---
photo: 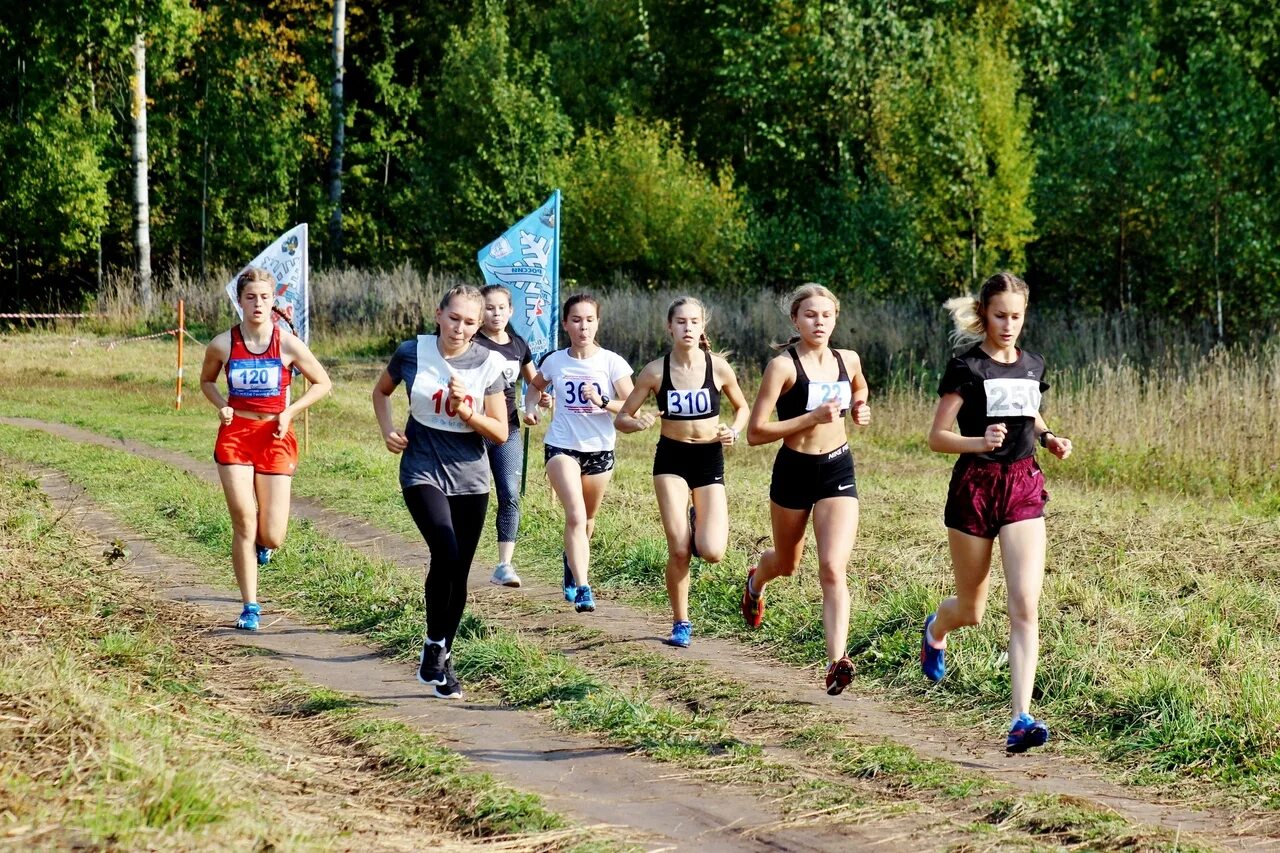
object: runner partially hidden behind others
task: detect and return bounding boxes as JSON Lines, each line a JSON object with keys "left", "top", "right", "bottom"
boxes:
{"left": 472, "top": 283, "right": 549, "bottom": 588}
{"left": 200, "top": 265, "right": 332, "bottom": 632}
{"left": 373, "top": 285, "right": 509, "bottom": 700}
{"left": 921, "top": 271, "right": 1073, "bottom": 753}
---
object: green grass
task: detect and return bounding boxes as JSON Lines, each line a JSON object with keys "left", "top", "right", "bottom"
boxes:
{"left": 2, "top": 334, "right": 1279, "bottom": 816}
{"left": 0, "top": 461, "right": 622, "bottom": 851}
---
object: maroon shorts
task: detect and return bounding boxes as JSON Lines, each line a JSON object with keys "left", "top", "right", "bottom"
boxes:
{"left": 944, "top": 455, "right": 1047, "bottom": 539}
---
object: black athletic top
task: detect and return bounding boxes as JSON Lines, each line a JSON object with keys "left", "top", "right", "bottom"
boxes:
{"left": 776, "top": 347, "right": 851, "bottom": 422}
{"left": 659, "top": 349, "right": 721, "bottom": 421}
{"left": 472, "top": 330, "right": 533, "bottom": 431}
{"left": 938, "top": 345, "right": 1049, "bottom": 464}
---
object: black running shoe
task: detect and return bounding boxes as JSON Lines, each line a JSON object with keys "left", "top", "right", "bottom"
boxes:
{"left": 433, "top": 658, "right": 463, "bottom": 700}
{"left": 417, "top": 640, "right": 447, "bottom": 687}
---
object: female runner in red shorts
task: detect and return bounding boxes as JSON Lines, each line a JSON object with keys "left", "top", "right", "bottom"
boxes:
{"left": 921, "top": 271, "right": 1073, "bottom": 752}
{"left": 200, "top": 266, "right": 331, "bottom": 631}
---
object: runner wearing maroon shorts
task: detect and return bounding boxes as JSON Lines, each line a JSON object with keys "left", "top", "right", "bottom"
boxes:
{"left": 201, "top": 266, "right": 332, "bottom": 632}
{"left": 920, "top": 272, "right": 1073, "bottom": 753}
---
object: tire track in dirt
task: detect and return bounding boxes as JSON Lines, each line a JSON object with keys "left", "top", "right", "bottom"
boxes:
{"left": 7, "top": 416, "right": 1278, "bottom": 850}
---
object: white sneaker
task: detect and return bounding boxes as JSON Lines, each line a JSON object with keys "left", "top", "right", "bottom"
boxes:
{"left": 490, "top": 562, "right": 522, "bottom": 587}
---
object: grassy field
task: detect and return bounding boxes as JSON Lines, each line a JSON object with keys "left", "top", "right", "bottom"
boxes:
{"left": 1, "top": 331, "right": 1278, "bottom": 818}
{"left": 0, "top": 460, "right": 611, "bottom": 850}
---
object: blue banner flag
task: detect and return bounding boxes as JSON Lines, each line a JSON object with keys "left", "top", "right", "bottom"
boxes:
{"left": 477, "top": 191, "right": 560, "bottom": 362}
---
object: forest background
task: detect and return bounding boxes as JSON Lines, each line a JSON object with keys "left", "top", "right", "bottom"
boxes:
{"left": 2, "top": 0, "right": 1278, "bottom": 345}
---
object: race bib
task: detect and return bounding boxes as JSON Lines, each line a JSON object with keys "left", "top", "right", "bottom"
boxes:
{"left": 228, "top": 358, "right": 283, "bottom": 398}
{"left": 806, "top": 380, "right": 851, "bottom": 412}
{"left": 983, "top": 378, "right": 1041, "bottom": 418}
{"left": 561, "top": 373, "right": 605, "bottom": 414}
{"left": 665, "top": 388, "right": 714, "bottom": 417}
{"left": 501, "top": 358, "right": 520, "bottom": 386}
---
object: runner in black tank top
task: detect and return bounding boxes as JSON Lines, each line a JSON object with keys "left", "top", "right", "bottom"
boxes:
{"left": 739, "top": 284, "right": 871, "bottom": 697}
{"left": 922, "top": 272, "right": 1074, "bottom": 753}
{"left": 617, "top": 297, "right": 749, "bottom": 648}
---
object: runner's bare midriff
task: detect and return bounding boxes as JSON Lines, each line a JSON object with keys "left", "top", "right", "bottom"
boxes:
{"left": 233, "top": 409, "right": 280, "bottom": 421}
{"left": 660, "top": 416, "right": 721, "bottom": 444}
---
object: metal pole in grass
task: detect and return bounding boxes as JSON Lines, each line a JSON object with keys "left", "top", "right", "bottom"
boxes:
{"left": 174, "top": 299, "right": 184, "bottom": 409}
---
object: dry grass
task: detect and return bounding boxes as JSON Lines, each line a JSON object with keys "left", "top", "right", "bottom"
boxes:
{"left": 0, "top": 462, "right": 598, "bottom": 851}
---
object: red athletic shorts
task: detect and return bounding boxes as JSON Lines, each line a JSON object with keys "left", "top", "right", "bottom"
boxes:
{"left": 214, "top": 415, "right": 298, "bottom": 476}
{"left": 944, "top": 455, "right": 1047, "bottom": 539}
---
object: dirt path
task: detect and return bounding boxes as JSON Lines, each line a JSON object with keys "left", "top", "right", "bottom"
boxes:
{"left": 32, "top": 465, "right": 945, "bottom": 852}
{"left": 8, "top": 416, "right": 1279, "bottom": 850}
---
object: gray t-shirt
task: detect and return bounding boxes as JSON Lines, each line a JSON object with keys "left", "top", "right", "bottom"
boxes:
{"left": 386, "top": 337, "right": 506, "bottom": 494}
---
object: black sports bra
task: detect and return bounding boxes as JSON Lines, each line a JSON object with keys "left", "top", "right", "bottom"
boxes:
{"left": 775, "top": 347, "right": 851, "bottom": 421}
{"left": 658, "top": 349, "right": 721, "bottom": 421}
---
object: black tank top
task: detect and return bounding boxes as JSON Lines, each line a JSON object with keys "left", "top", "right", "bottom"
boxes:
{"left": 658, "top": 349, "right": 720, "bottom": 421}
{"left": 775, "top": 347, "right": 851, "bottom": 421}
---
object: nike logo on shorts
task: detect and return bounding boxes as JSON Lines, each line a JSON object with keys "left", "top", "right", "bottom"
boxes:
{"left": 714, "top": 476, "right": 723, "bottom": 481}
{"left": 838, "top": 483, "right": 854, "bottom": 490}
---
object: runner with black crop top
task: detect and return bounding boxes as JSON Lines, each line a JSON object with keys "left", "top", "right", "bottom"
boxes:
{"left": 740, "top": 284, "right": 871, "bottom": 696}
{"left": 372, "top": 285, "right": 509, "bottom": 700}
{"left": 922, "top": 272, "right": 1074, "bottom": 753}
{"left": 200, "top": 266, "right": 331, "bottom": 632}
{"left": 616, "top": 297, "right": 749, "bottom": 648}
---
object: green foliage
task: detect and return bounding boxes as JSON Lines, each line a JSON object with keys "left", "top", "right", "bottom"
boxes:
{"left": 3, "top": 0, "right": 1280, "bottom": 337}
{"left": 871, "top": 16, "right": 1036, "bottom": 289}
{"left": 418, "top": 0, "right": 573, "bottom": 266}
{"left": 553, "top": 116, "right": 747, "bottom": 285}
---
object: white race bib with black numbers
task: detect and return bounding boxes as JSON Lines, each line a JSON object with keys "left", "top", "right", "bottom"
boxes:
{"left": 805, "top": 380, "right": 851, "bottom": 412}
{"left": 983, "top": 378, "right": 1041, "bottom": 418}
{"left": 665, "top": 388, "right": 714, "bottom": 417}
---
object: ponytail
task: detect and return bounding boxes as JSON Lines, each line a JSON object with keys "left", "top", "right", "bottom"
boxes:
{"left": 944, "top": 271, "right": 1030, "bottom": 348}
{"left": 771, "top": 334, "right": 802, "bottom": 352}
{"left": 944, "top": 296, "right": 984, "bottom": 347}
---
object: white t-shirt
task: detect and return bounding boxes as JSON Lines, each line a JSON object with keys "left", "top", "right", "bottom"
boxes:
{"left": 408, "top": 335, "right": 508, "bottom": 434}
{"left": 539, "top": 347, "right": 632, "bottom": 452}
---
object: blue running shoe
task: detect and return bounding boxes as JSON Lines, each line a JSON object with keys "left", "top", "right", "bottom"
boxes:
{"left": 1006, "top": 713, "right": 1050, "bottom": 753}
{"left": 562, "top": 551, "right": 577, "bottom": 602}
{"left": 256, "top": 544, "right": 273, "bottom": 566}
{"left": 665, "top": 620, "right": 692, "bottom": 648}
{"left": 235, "top": 602, "right": 261, "bottom": 631}
{"left": 574, "top": 584, "right": 596, "bottom": 613}
{"left": 921, "top": 613, "right": 946, "bottom": 682}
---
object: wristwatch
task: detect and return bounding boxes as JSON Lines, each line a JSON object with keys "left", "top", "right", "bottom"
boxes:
{"left": 598, "top": 395, "right": 611, "bottom": 408}
{"left": 1039, "top": 430, "right": 1055, "bottom": 448}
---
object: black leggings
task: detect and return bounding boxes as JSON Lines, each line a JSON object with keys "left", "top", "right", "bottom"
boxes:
{"left": 403, "top": 485, "right": 489, "bottom": 648}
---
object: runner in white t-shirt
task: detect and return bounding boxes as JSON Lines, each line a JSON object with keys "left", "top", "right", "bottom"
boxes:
{"left": 523, "top": 294, "right": 634, "bottom": 613}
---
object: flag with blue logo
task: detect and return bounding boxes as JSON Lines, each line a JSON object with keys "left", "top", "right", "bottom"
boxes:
{"left": 224, "top": 223, "right": 310, "bottom": 344}
{"left": 476, "top": 191, "right": 560, "bottom": 362}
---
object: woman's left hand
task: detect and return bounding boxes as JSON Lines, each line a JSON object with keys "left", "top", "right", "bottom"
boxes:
{"left": 1047, "top": 435, "right": 1073, "bottom": 460}
{"left": 716, "top": 423, "right": 738, "bottom": 446}
{"left": 851, "top": 399, "right": 871, "bottom": 426}
{"left": 274, "top": 409, "right": 294, "bottom": 439}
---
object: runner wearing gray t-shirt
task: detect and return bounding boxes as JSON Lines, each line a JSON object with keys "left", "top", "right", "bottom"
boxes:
{"left": 372, "top": 286, "right": 508, "bottom": 701}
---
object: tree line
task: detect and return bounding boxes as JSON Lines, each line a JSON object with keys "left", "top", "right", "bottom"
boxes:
{"left": 2, "top": 1, "right": 1277, "bottom": 334}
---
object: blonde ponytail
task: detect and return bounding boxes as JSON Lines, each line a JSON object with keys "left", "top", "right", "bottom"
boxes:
{"left": 944, "top": 295, "right": 985, "bottom": 347}
{"left": 945, "top": 271, "right": 1031, "bottom": 348}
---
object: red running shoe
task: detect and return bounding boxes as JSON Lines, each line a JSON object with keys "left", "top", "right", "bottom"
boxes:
{"left": 825, "top": 656, "right": 855, "bottom": 696}
{"left": 740, "top": 567, "right": 764, "bottom": 629}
